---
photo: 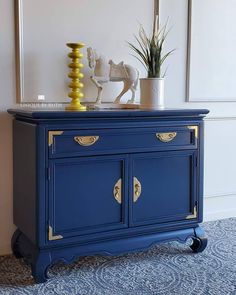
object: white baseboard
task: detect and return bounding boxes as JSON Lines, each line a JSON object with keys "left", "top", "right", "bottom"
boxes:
{"left": 203, "top": 192, "right": 236, "bottom": 222}
{"left": 204, "top": 209, "right": 236, "bottom": 222}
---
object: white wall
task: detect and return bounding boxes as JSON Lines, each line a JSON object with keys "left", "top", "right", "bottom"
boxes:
{"left": 0, "top": 0, "right": 15, "bottom": 255}
{"left": 21, "top": 0, "right": 154, "bottom": 103}
{"left": 0, "top": 0, "right": 236, "bottom": 255}
{"left": 160, "top": 0, "right": 236, "bottom": 221}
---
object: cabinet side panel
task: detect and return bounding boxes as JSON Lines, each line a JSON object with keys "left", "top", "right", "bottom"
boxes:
{"left": 198, "top": 121, "right": 204, "bottom": 223}
{"left": 13, "top": 120, "right": 37, "bottom": 243}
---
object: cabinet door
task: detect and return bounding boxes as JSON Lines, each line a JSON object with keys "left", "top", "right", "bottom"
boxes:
{"left": 130, "top": 151, "right": 197, "bottom": 226}
{"left": 48, "top": 155, "right": 128, "bottom": 241}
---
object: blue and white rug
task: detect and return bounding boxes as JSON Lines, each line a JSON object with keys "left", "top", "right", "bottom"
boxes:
{"left": 1, "top": 218, "right": 236, "bottom": 295}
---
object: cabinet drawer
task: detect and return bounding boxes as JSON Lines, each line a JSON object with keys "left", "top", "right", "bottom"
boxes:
{"left": 48, "top": 126, "right": 198, "bottom": 158}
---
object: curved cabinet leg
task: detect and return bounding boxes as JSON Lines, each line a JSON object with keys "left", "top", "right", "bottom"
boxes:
{"left": 11, "top": 229, "right": 23, "bottom": 259}
{"left": 190, "top": 236, "right": 208, "bottom": 253}
{"left": 190, "top": 226, "right": 208, "bottom": 253}
{"left": 31, "top": 252, "right": 51, "bottom": 284}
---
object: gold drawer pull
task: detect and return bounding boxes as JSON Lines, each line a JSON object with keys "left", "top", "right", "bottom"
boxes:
{"left": 113, "top": 179, "right": 122, "bottom": 204}
{"left": 74, "top": 136, "right": 99, "bottom": 146}
{"left": 156, "top": 132, "right": 177, "bottom": 143}
{"left": 133, "top": 177, "right": 142, "bottom": 202}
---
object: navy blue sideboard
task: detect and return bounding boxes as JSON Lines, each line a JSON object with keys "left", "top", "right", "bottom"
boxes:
{"left": 8, "top": 108, "right": 209, "bottom": 283}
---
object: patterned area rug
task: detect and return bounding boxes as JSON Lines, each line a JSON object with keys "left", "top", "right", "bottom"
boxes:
{"left": 1, "top": 218, "right": 236, "bottom": 295}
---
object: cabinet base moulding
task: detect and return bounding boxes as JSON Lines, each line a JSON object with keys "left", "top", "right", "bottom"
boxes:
{"left": 12, "top": 226, "right": 207, "bottom": 283}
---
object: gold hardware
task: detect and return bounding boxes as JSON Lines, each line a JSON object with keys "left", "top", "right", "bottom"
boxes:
{"left": 186, "top": 206, "right": 197, "bottom": 219}
{"left": 74, "top": 136, "right": 99, "bottom": 146}
{"left": 113, "top": 179, "right": 122, "bottom": 204}
{"left": 48, "top": 226, "right": 63, "bottom": 241}
{"left": 133, "top": 177, "right": 142, "bottom": 202}
{"left": 48, "top": 131, "right": 64, "bottom": 147}
{"left": 188, "top": 126, "right": 199, "bottom": 139}
{"left": 156, "top": 132, "right": 177, "bottom": 143}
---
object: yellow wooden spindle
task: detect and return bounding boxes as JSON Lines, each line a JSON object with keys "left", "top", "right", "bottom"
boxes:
{"left": 66, "top": 43, "right": 86, "bottom": 111}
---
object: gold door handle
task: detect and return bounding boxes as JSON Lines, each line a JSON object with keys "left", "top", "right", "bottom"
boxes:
{"left": 74, "top": 136, "right": 99, "bottom": 146}
{"left": 113, "top": 179, "right": 122, "bottom": 204}
{"left": 156, "top": 132, "right": 177, "bottom": 143}
{"left": 133, "top": 177, "right": 142, "bottom": 202}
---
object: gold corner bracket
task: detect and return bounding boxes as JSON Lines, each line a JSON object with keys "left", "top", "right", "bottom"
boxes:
{"left": 48, "top": 226, "right": 63, "bottom": 241}
{"left": 187, "top": 126, "right": 199, "bottom": 139}
{"left": 186, "top": 206, "right": 197, "bottom": 220}
{"left": 113, "top": 179, "right": 122, "bottom": 204}
{"left": 48, "top": 131, "right": 64, "bottom": 147}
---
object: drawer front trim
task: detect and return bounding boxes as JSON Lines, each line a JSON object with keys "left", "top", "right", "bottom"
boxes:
{"left": 48, "top": 126, "right": 198, "bottom": 158}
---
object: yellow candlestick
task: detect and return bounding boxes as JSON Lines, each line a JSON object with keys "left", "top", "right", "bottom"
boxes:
{"left": 66, "top": 43, "right": 86, "bottom": 111}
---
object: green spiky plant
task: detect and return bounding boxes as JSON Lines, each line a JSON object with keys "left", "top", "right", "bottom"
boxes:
{"left": 128, "top": 17, "right": 175, "bottom": 78}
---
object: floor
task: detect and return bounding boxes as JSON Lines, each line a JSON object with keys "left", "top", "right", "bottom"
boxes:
{"left": 0, "top": 218, "right": 236, "bottom": 295}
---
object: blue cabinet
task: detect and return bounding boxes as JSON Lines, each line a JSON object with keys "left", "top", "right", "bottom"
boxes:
{"left": 49, "top": 155, "right": 128, "bottom": 238}
{"left": 8, "top": 108, "right": 209, "bottom": 283}
{"left": 131, "top": 151, "right": 197, "bottom": 226}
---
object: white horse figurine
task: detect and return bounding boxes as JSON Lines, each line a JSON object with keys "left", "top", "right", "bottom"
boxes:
{"left": 87, "top": 47, "right": 139, "bottom": 104}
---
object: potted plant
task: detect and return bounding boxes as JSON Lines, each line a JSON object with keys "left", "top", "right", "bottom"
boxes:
{"left": 128, "top": 16, "right": 174, "bottom": 109}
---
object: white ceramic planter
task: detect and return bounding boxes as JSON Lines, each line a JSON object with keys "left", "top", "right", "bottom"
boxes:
{"left": 140, "top": 78, "right": 165, "bottom": 109}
